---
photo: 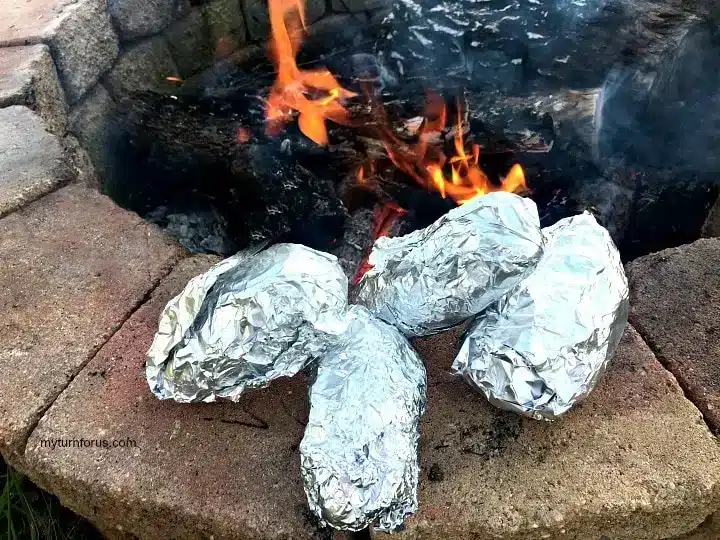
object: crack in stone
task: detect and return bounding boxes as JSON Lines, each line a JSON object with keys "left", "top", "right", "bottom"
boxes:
{"left": 631, "top": 320, "right": 718, "bottom": 436}
{"left": 17, "top": 256, "right": 185, "bottom": 463}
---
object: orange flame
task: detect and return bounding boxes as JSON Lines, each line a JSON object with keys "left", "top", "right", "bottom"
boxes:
{"left": 364, "top": 93, "right": 526, "bottom": 205}
{"left": 265, "top": 0, "right": 356, "bottom": 145}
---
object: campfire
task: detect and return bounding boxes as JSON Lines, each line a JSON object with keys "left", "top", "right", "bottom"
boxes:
{"left": 141, "top": 0, "right": 636, "bottom": 533}
{"left": 262, "top": 0, "right": 527, "bottom": 204}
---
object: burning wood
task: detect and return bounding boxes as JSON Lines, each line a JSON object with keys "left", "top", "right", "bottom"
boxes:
{"left": 263, "top": 0, "right": 528, "bottom": 207}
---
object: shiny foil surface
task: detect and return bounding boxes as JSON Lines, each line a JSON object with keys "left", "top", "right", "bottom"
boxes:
{"left": 300, "top": 306, "right": 427, "bottom": 532}
{"left": 146, "top": 243, "right": 349, "bottom": 402}
{"left": 355, "top": 192, "right": 544, "bottom": 337}
{"left": 453, "top": 213, "right": 629, "bottom": 420}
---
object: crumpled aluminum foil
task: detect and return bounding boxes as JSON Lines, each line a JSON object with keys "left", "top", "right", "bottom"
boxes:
{"left": 146, "top": 243, "right": 349, "bottom": 402}
{"left": 453, "top": 212, "right": 629, "bottom": 420}
{"left": 300, "top": 306, "right": 427, "bottom": 532}
{"left": 354, "top": 192, "right": 544, "bottom": 337}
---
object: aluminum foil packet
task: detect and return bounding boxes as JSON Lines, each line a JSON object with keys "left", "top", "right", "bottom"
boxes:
{"left": 453, "top": 212, "right": 629, "bottom": 420}
{"left": 300, "top": 306, "right": 427, "bottom": 532}
{"left": 354, "top": 192, "right": 544, "bottom": 337}
{"left": 146, "top": 243, "right": 349, "bottom": 402}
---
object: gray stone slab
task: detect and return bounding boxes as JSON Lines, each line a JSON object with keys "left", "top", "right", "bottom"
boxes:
{"left": 68, "top": 84, "right": 116, "bottom": 184}
{"left": 627, "top": 238, "right": 720, "bottom": 433}
{"left": 24, "top": 294, "right": 720, "bottom": 540}
{"left": 109, "top": 0, "right": 181, "bottom": 41}
{"left": 104, "top": 36, "right": 180, "bottom": 100}
{"left": 0, "top": 0, "right": 120, "bottom": 104}
{"left": 204, "top": 0, "right": 247, "bottom": 52}
{"left": 0, "top": 106, "right": 70, "bottom": 219}
{"left": 0, "top": 184, "right": 184, "bottom": 466}
{"left": 165, "top": 8, "right": 214, "bottom": 78}
{"left": 0, "top": 45, "right": 67, "bottom": 135}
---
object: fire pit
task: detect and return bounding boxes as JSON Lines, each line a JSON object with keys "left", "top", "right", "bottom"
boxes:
{"left": 69, "top": 0, "right": 718, "bottom": 274}
{"left": 1, "top": 0, "right": 719, "bottom": 538}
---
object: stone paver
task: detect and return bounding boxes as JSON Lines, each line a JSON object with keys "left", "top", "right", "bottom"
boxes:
{"left": 0, "top": 44, "right": 67, "bottom": 134}
{"left": 0, "top": 184, "right": 184, "bottom": 466}
{"left": 0, "top": 106, "right": 70, "bottom": 218}
{"left": 0, "top": 0, "right": 119, "bottom": 104}
{"left": 627, "top": 238, "right": 720, "bottom": 433}
{"left": 702, "top": 195, "right": 720, "bottom": 238}
{"left": 25, "top": 256, "right": 349, "bottom": 540}
{"left": 24, "top": 267, "right": 720, "bottom": 540}
{"left": 396, "top": 326, "right": 720, "bottom": 540}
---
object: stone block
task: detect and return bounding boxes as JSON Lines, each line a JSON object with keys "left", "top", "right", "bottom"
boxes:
{"left": 23, "top": 301, "right": 720, "bottom": 540}
{"left": 702, "top": 195, "right": 720, "bottom": 238}
{"left": 0, "top": 45, "right": 67, "bottom": 135}
{"left": 0, "top": 106, "right": 70, "bottom": 219}
{"left": 0, "top": 184, "right": 184, "bottom": 465}
{"left": 204, "top": 0, "right": 247, "bottom": 52}
{"left": 0, "top": 0, "right": 120, "bottom": 104}
{"left": 165, "top": 8, "right": 214, "bottom": 78}
{"left": 241, "top": 0, "right": 270, "bottom": 41}
{"left": 104, "top": 36, "right": 180, "bottom": 100}
{"left": 627, "top": 238, "right": 720, "bottom": 433}
{"left": 109, "top": 0, "right": 184, "bottom": 41}
{"left": 68, "top": 84, "right": 117, "bottom": 183}
{"left": 50, "top": 0, "right": 119, "bottom": 104}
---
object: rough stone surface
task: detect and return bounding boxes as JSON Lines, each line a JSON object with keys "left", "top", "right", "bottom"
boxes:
{"left": 108, "top": 0, "right": 182, "bottom": 41}
{"left": 50, "top": 0, "right": 119, "bottom": 103}
{"left": 395, "top": 326, "right": 720, "bottom": 540}
{"left": 0, "top": 184, "right": 184, "bottom": 465}
{"left": 0, "top": 44, "right": 67, "bottom": 135}
{"left": 68, "top": 84, "right": 116, "bottom": 183}
{"left": 24, "top": 296, "right": 720, "bottom": 540}
{"left": 104, "top": 36, "right": 180, "bottom": 100}
{"left": 24, "top": 256, "right": 343, "bottom": 540}
{"left": 675, "top": 512, "right": 720, "bottom": 540}
{"left": 241, "top": 0, "right": 269, "bottom": 41}
{"left": 303, "top": 0, "right": 327, "bottom": 25}
{"left": 331, "top": 0, "right": 388, "bottom": 13}
{"left": 702, "top": 195, "right": 720, "bottom": 238}
{"left": 0, "top": 106, "right": 70, "bottom": 219}
{"left": 627, "top": 238, "right": 720, "bottom": 434}
{"left": 165, "top": 8, "right": 214, "bottom": 78}
{"left": 0, "top": 0, "right": 120, "bottom": 104}
{"left": 204, "top": 0, "right": 247, "bottom": 52}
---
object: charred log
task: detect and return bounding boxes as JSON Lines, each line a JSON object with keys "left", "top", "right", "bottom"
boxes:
{"left": 104, "top": 91, "right": 349, "bottom": 254}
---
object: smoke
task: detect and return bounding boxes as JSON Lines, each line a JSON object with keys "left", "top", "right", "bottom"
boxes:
{"left": 596, "top": 19, "right": 720, "bottom": 174}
